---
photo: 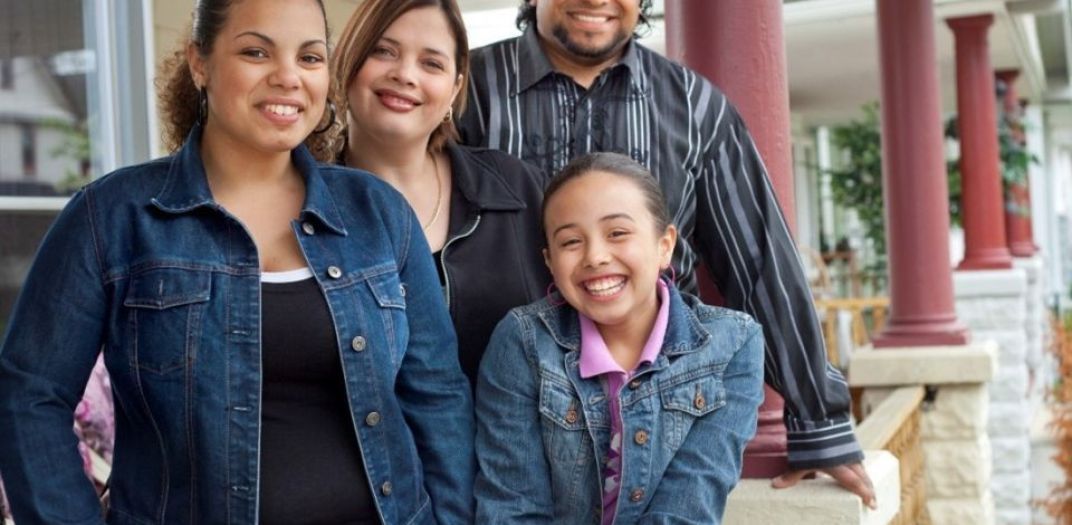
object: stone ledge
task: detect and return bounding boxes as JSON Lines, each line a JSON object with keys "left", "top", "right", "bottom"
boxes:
{"left": 724, "top": 451, "right": 899, "bottom": 525}
{"left": 848, "top": 342, "right": 997, "bottom": 387}
{"left": 953, "top": 268, "right": 1027, "bottom": 298}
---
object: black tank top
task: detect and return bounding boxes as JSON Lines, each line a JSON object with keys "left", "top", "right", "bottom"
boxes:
{"left": 258, "top": 271, "right": 378, "bottom": 525}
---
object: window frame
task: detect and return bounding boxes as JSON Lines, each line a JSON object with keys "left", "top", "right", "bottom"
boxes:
{"left": 0, "top": 0, "right": 156, "bottom": 212}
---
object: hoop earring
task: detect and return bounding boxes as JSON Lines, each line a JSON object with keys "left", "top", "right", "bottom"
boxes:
{"left": 545, "top": 282, "right": 566, "bottom": 306}
{"left": 197, "top": 88, "right": 208, "bottom": 127}
{"left": 442, "top": 105, "right": 453, "bottom": 123}
{"left": 313, "top": 101, "right": 336, "bottom": 135}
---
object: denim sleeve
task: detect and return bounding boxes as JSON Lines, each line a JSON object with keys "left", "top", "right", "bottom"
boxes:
{"left": 474, "top": 312, "right": 555, "bottom": 523}
{"left": 694, "top": 105, "right": 863, "bottom": 470}
{"left": 0, "top": 189, "right": 109, "bottom": 525}
{"left": 638, "top": 323, "right": 765, "bottom": 524}
{"left": 392, "top": 206, "right": 476, "bottom": 525}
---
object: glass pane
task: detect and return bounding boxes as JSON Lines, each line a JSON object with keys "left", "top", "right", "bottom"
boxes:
{"left": 0, "top": 0, "right": 96, "bottom": 198}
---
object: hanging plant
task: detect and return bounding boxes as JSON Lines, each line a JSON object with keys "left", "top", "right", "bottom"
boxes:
{"left": 824, "top": 103, "right": 887, "bottom": 281}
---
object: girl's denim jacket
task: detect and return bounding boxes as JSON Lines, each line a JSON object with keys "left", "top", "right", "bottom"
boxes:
{"left": 0, "top": 127, "right": 475, "bottom": 525}
{"left": 475, "top": 287, "right": 764, "bottom": 524}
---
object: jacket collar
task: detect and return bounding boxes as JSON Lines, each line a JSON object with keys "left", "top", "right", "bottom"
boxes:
{"left": 445, "top": 142, "right": 527, "bottom": 211}
{"left": 536, "top": 284, "right": 710, "bottom": 357}
{"left": 515, "top": 26, "right": 644, "bottom": 95}
{"left": 151, "top": 124, "right": 348, "bottom": 236}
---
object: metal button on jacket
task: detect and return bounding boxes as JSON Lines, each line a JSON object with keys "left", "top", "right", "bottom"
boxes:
{"left": 365, "top": 412, "right": 381, "bottom": 427}
{"left": 351, "top": 336, "right": 366, "bottom": 352}
{"left": 628, "top": 378, "right": 643, "bottom": 390}
{"left": 327, "top": 266, "right": 342, "bottom": 279}
{"left": 381, "top": 481, "right": 393, "bottom": 496}
{"left": 564, "top": 409, "right": 578, "bottom": 424}
{"left": 301, "top": 222, "right": 315, "bottom": 235}
{"left": 629, "top": 488, "right": 645, "bottom": 502}
{"left": 694, "top": 392, "right": 706, "bottom": 410}
{"left": 634, "top": 430, "right": 649, "bottom": 445}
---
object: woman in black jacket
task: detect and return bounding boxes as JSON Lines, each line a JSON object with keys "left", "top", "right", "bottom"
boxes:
{"left": 332, "top": 0, "right": 550, "bottom": 385}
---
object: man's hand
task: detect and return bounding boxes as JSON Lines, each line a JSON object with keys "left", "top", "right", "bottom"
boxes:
{"left": 771, "top": 462, "right": 877, "bottom": 509}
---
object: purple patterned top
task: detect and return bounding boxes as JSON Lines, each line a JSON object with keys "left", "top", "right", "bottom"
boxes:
{"left": 578, "top": 280, "right": 670, "bottom": 525}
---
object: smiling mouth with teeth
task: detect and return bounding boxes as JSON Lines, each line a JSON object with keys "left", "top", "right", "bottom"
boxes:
{"left": 573, "top": 14, "right": 611, "bottom": 23}
{"left": 264, "top": 104, "right": 299, "bottom": 116}
{"left": 584, "top": 276, "right": 627, "bottom": 297}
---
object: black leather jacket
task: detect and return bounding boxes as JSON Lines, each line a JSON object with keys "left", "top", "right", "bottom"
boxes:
{"left": 439, "top": 142, "right": 551, "bottom": 386}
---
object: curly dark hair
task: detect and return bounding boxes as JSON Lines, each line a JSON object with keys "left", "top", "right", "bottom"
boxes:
{"left": 156, "top": 0, "right": 340, "bottom": 161}
{"left": 515, "top": 0, "right": 654, "bottom": 37}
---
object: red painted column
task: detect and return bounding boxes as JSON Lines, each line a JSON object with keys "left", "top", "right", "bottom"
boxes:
{"left": 872, "top": 0, "right": 969, "bottom": 347}
{"left": 665, "top": 0, "right": 790, "bottom": 478}
{"left": 996, "top": 69, "right": 1039, "bottom": 256}
{"left": 948, "top": 15, "right": 1014, "bottom": 270}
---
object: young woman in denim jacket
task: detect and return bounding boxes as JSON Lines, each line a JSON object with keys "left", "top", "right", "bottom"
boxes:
{"left": 475, "top": 152, "right": 766, "bottom": 524}
{"left": 0, "top": 1, "right": 473, "bottom": 523}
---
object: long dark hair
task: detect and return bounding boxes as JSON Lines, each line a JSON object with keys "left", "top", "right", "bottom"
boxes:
{"left": 156, "top": 0, "right": 339, "bottom": 161}
{"left": 332, "top": 0, "right": 469, "bottom": 154}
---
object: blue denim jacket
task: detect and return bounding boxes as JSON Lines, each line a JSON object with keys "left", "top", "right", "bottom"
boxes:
{"left": 0, "top": 127, "right": 475, "bottom": 525}
{"left": 475, "top": 287, "right": 764, "bottom": 524}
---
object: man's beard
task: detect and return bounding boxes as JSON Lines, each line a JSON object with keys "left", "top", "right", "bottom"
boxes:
{"left": 550, "top": 23, "right": 629, "bottom": 62}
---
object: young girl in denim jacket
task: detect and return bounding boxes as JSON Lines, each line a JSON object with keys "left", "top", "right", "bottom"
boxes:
{"left": 475, "top": 152, "right": 766, "bottom": 524}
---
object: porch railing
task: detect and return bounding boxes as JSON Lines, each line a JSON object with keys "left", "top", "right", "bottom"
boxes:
{"left": 815, "top": 296, "right": 890, "bottom": 366}
{"left": 856, "top": 385, "right": 928, "bottom": 525}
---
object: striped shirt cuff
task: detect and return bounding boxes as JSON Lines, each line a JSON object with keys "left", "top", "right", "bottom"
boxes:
{"left": 785, "top": 416, "right": 865, "bottom": 470}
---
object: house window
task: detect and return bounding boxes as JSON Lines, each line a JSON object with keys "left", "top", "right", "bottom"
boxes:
{"left": 20, "top": 124, "right": 36, "bottom": 177}
{"left": 0, "top": 60, "right": 12, "bottom": 90}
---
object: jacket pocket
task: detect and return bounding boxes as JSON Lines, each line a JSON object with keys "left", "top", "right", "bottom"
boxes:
{"left": 123, "top": 267, "right": 211, "bottom": 375}
{"left": 538, "top": 377, "right": 590, "bottom": 462}
{"left": 364, "top": 269, "right": 409, "bottom": 369}
{"left": 659, "top": 366, "right": 727, "bottom": 450}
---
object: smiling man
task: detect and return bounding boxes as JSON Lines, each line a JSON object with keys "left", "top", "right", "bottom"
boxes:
{"left": 458, "top": 0, "right": 876, "bottom": 507}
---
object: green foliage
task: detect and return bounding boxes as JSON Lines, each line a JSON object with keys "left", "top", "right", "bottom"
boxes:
{"left": 40, "top": 118, "right": 91, "bottom": 193}
{"left": 824, "top": 103, "right": 887, "bottom": 277}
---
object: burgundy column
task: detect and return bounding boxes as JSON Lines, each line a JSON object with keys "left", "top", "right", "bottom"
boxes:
{"left": 948, "top": 15, "right": 1014, "bottom": 270}
{"left": 872, "top": 0, "right": 969, "bottom": 347}
{"left": 665, "top": 0, "right": 790, "bottom": 477}
{"left": 996, "top": 69, "right": 1038, "bottom": 256}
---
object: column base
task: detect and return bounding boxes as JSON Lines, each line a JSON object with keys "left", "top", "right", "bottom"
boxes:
{"left": 872, "top": 319, "right": 970, "bottom": 348}
{"left": 957, "top": 250, "right": 1014, "bottom": 270}
{"left": 1009, "top": 241, "right": 1038, "bottom": 257}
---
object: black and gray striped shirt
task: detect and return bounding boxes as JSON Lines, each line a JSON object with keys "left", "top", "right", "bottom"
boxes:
{"left": 458, "top": 28, "right": 862, "bottom": 470}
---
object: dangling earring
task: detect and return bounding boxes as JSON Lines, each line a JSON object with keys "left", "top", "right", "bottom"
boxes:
{"left": 442, "top": 105, "right": 453, "bottom": 123}
{"left": 197, "top": 88, "right": 208, "bottom": 127}
{"left": 545, "top": 282, "right": 566, "bottom": 306}
{"left": 314, "top": 101, "right": 337, "bottom": 134}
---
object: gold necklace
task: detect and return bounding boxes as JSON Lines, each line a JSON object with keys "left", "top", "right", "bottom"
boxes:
{"left": 422, "top": 153, "right": 444, "bottom": 232}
